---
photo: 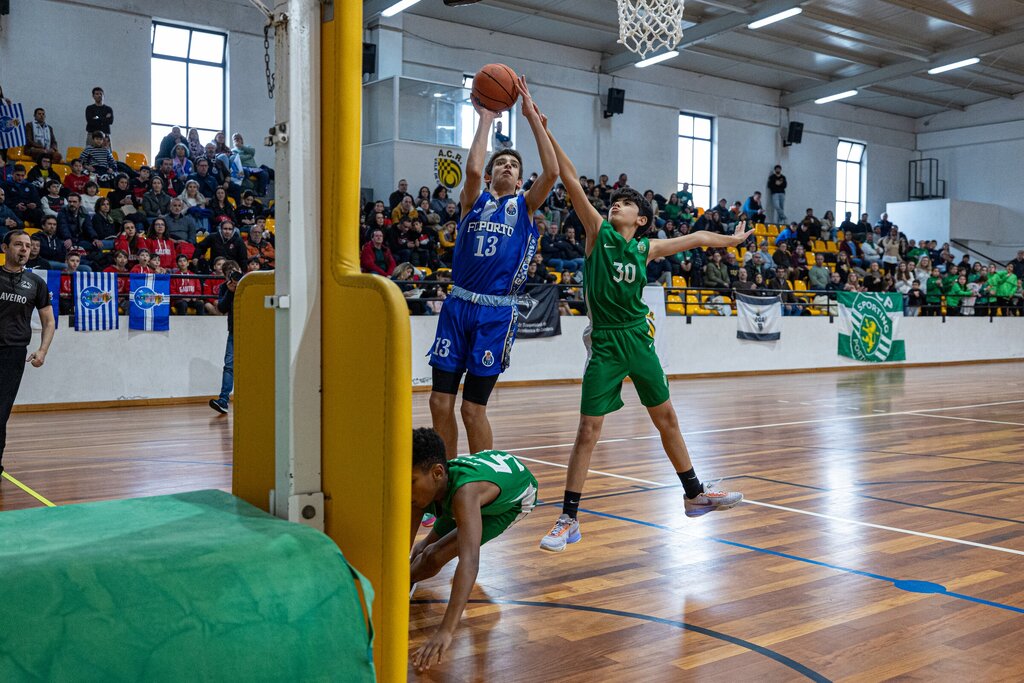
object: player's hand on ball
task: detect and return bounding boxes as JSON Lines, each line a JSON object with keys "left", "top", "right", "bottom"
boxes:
{"left": 413, "top": 629, "right": 453, "bottom": 672}
{"left": 471, "top": 98, "right": 499, "bottom": 120}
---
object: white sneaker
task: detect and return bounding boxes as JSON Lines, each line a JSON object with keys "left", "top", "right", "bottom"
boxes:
{"left": 539, "top": 514, "right": 581, "bottom": 552}
{"left": 684, "top": 479, "right": 743, "bottom": 518}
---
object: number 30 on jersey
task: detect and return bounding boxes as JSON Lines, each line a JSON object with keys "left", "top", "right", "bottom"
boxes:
{"left": 613, "top": 262, "right": 637, "bottom": 283}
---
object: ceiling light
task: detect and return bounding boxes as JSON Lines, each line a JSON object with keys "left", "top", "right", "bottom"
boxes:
{"left": 927, "top": 57, "right": 980, "bottom": 75}
{"left": 815, "top": 90, "right": 858, "bottom": 104}
{"left": 748, "top": 7, "right": 802, "bottom": 30}
{"left": 382, "top": 0, "right": 423, "bottom": 18}
{"left": 635, "top": 50, "right": 679, "bottom": 68}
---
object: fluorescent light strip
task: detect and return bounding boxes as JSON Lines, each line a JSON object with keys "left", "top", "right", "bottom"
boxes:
{"left": 748, "top": 7, "right": 802, "bottom": 29}
{"left": 815, "top": 89, "right": 858, "bottom": 105}
{"left": 635, "top": 50, "right": 679, "bottom": 68}
{"left": 927, "top": 57, "right": 980, "bottom": 75}
{"left": 382, "top": 0, "right": 423, "bottom": 18}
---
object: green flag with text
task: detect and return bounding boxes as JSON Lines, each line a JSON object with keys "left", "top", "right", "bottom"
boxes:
{"left": 837, "top": 292, "right": 906, "bottom": 362}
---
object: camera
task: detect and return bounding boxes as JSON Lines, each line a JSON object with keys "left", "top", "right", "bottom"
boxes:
{"left": 229, "top": 270, "right": 243, "bottom": 283}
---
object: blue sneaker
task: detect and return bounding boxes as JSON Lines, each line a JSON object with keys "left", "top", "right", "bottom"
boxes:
{"left": 539, "top": 514, "right": 581, "bottom": 552}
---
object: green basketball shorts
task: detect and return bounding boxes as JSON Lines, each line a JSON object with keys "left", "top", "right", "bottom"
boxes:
{"left": 431, "top": 505, "right": 531, "bottom": 545}
{"left": 580, "top": 320, "right": 670, "bottom": 416}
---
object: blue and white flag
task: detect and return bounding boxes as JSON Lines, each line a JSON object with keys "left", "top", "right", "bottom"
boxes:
{"left": 736, "top": 292, "right": 782, "bottom": 341}
{"left": 0, "top": 102, "right": 27, "bottom": 150}
{"left": 31, "top": 268, "right": 61, "bottom": 330}
{"left": 74, "top": 271, "right": 119, "bottom": 331}
{"left": 129, "top": 273, "right": 170, "bottom": 331}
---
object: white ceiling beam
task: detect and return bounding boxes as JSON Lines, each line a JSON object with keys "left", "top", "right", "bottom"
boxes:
{"left": 862, "top": 85, "right": 966, "bottom": 111}
{"left": 687, "top": 44, "right": 830, "bottom": 81}
{"left": 780, "top": 29, "right": 1024, "bottom": 107}
{"left": 736, "top": 28, "right": 886, "bottom": 67}
{"left": 876, "top": 0, "right": 995, "bottom": 35}
{"left": 792, "top": 21, "right": 931, "bottom": 62}
{"left": 800, "top": 7, "right": 935, "bottom": 52}
{"left": 914, "top": 73, "right": 1015, "bottom": 99}
{"left": 600, "top": 0, "right": 806, "bottom": 73}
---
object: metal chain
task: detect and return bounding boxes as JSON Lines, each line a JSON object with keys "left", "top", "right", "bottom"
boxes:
{"left": 264, "top": 20, "right": 275, "bottom": 99}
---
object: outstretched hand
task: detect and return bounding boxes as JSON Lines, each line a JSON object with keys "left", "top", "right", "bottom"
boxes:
{"left": 732, "top": 220, "right": 754, "bottom": 245}
{"left": 412, "top": 629, "right": 454, "bottom": 673}
{"left": 471, "top": 97, "right": 499, "bottom": 120}
{"left": 518, "top": 75, "right": 541, "bottom": 121}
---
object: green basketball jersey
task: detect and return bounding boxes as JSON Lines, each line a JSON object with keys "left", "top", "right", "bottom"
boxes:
{"left": 584, "top": 220, "right": 652, "bottom": 329}
{"left": 433, "top": 451, "right": 539, "bottom": 522}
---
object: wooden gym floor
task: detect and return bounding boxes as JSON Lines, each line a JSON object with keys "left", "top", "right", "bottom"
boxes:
{"left": 3, "top": 363, "right": 1023, "bottom": 681}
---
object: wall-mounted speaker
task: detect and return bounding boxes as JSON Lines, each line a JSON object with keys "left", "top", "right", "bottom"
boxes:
{"left": 784, "top": 121, "right": 804, "bottom": 146}
{"left": 362, "top": 42, "right": 377, "bottom": 77}
{"left": 0, "top": 0, "right": 10, "bottom": 16}
{"left": 604, "top": 88, "right": 625, "bottom": 118}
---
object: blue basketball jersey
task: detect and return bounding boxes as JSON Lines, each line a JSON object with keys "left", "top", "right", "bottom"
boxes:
{"left": 453, "top": 192, "right": 538, "bottom": 296}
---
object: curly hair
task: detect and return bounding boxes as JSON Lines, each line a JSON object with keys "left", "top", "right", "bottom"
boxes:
{"left": 609, "top": 188, "right": 654, "bottom": 238}
{"left": 413, "top": 427, "right": 448, "bottom": 471}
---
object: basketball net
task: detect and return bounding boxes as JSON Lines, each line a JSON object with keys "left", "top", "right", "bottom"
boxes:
{"left": 616, "top": 0, "right": 685, "bottom": 58}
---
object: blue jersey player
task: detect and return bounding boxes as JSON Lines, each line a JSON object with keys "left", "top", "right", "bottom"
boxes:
{"left": 428, "top": 75, "right": 558, "bottom": 460}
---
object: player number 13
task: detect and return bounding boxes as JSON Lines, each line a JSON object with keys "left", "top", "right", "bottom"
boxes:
{"left": 474, "top": 235, "right": 499, "bottom": 257}
{"left": 613, "top": 262, "right": 637, "bottom": 283}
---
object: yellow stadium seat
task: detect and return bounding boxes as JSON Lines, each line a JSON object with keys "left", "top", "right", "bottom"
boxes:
{"left": 806, "top": 253, "right": 816, "bottom": 266}
{"left": 112, "top": 151, "right": 120, "bottom": 161}
{"left": 667, "top": 303, "right": 684, "bottom": 315}
{"left": 98, "top": 187, "right": 112, "bottom": 197}
{"left": 66, "top": 146, "right": 84, "bottom": 162}
{"left": 419, "top": 267, "right": 432, "bottom": 277}
{"left": 826, "top": 241, "right": 838, "bottom": 253}
{"left": 793, "top": 280, "right": 807, "bottom": 291}
{"left": 767, "top": 245, "right": 777, "bottom": 255}
{"left": 672, "top": 275, "right": 687, "bottom": 288}
{"left": 125, "top": 152, "right": 148, "bottom": 171}
{"left": 53, "top": 164, "right": 71, "bottom": 182}
{"left": 19, "top": 161, "right": 36, "bottom": 175}
{"left": 696, "top": 207, "right": 704, "bottom": 217}
{"left": 8, "top": 146, "right": 32, "bottom": 162}
{"left": 551, "top": 271, "right": 562, "bottom": 284}
{"left": 23, "top": 227, "right": 40, "bottom": 235}
{"left": 0, "top": 253, "right": 4, "bottom": 266}
{"left": 767, "top": 225, "right": 779, "bottom": 236}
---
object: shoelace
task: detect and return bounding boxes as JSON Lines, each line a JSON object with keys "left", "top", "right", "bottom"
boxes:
{"left": 701, "top": 477, "right": 724, "bottom": 496}
{"left": 549, "top": 518, "right": 573, "bottom": 535}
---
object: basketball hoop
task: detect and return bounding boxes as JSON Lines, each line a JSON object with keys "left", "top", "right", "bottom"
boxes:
{"left": 616, "top": 0, "right": 685, "bottom": 58}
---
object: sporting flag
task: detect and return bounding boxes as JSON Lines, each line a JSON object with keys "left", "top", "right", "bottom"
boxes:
{"left": 0, "top": 102, "right": 27, "bottom": 150}
{"left": 129, "top": 273, "right": 171, "bottom": 331}
{"left": 74, "top": 271, "right": 119, "bottom": 331}
{"left": 736, "top": 293, "right": 782, "bottom": 341}
{"left": 837, "top": 292, "right": 906, "bottom": 362}
{"left": 31, "top": 268, "right": 60, "bottom": 330}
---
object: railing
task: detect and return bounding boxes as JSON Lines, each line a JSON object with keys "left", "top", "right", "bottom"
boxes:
{"left": 950, "top": 239, "right": 1007, "bottom": 268}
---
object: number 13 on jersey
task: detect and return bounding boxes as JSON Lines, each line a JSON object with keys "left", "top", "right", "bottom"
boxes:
{"left": 474, "top": 235, "right": 499, "bottom": 257}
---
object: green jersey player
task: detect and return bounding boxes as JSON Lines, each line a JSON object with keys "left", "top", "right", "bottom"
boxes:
{"left": 409, "top": 428, "right": 538, "bottom": 671}
{"left": 536, "top": 115, "right": 752, "bottom": 552}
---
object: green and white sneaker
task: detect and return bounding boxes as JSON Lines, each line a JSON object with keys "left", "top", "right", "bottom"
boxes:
{"left": 684, "top": 479, "right": 743, "bottom": 518}
{"left": 539, "top": 514, "right": 581, "bottom": 552}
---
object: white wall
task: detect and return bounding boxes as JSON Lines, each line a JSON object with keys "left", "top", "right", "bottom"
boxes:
{"left": 0, "top": 0, "right": 274, "bottom": 165}
{"left": 362, "top": 14, "right": 917, "bottom": 218}
{"left": 411, "top": 313, "right": 1024, "bottom": 387}
{"left": 16, "top": 317, "right": 228, "bottom": 406}
{"left": 887, "top": 199, "right": 1017, "bottom": 263}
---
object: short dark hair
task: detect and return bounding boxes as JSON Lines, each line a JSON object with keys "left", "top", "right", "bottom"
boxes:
{"left": 221, "top": 259, "right": 241, "bottom": 276}
{"left": 609, "top": 188, "right": 654, "bottom": 237}
{"left": 3, "top": 229, "right": 29, "bottom": 247}
{"left": 485, "top": 148, "right": 523, "bottom": 181}
{"left": 13, "top": 164, "right": 25, "bottom": 174}
{"left": 413, "top": 427, "right": 447, "bottom": 471}
{"left": 92, "top": 87, "right": 104, "bottom": 95}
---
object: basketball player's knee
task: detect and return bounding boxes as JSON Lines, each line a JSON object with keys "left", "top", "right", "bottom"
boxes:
{"left": 577, "top": 417, "right": 602, "bottom": 444}
{"left": 429, "top": 391, "right": 455, "bottom": 417}
{"left": 652, "top": 406, "right": 679, "bottom": 432}
{"left": 460, "top": 400, "right": 487, "bottom": 426}
{"left": 421, "top": 544, "right": 449, "bottom": 577}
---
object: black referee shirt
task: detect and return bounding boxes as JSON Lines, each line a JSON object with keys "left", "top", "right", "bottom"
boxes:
{"left": 0, "top": 269, "right": 50, "bottom": 348}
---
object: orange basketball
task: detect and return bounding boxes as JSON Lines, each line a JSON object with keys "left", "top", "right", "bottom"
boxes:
{"left": 471, "top": 63, "right": 519, "bottom": 112}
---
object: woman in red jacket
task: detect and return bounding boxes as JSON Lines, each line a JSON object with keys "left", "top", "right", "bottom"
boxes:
{"left": 113, "top": 218, "right": 148, "bottom": 264}
{"left": 147, "top": 217, "right": 177, "bottom": 269}
{"left": 360, "top": 228, "right": 395, "bottom": 276}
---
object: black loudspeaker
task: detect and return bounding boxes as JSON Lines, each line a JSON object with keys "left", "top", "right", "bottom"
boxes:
{"left": 362, "top": 42, "right": 377, "bottom": 77}
{"left": 604, "top": 88, "right": 625, "bottom": 118}
{"left": 0, "top": 0, "right": 9, "bottom": 16}
{"left": 785, "top": 121, "right": 804, "bottom": 146}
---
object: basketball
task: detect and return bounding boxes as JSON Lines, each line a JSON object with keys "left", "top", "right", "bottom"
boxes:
{"left": 471, "top": 63, "right": 519, "bottom": 112}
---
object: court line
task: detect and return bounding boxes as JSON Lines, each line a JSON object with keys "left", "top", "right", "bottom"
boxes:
{"left": 578, "top": 507, "right": 1024, "bottom": 616}
{"left": 412, "top": 598, "right": 830, "bottom": 682}
{"left": 516, "top": 456, "right": 1024, "bottom": 557}
{"left": 912, "top": 413, "right": 1024, "bottom": 428}
{"left": 1, "top": 471, "right": 56, "bottom": 507}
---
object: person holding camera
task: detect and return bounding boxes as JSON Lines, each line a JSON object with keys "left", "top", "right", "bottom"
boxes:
{"left": 209, "top": 260, "right": 241, "bottom": 414}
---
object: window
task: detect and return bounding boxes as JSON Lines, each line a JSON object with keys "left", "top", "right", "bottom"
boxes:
{"left": 677, "top": 113, "right": 713, "bottom": 212}
{"left": 460, "top": 74, "right": 513, "bottom": 151}
{"left": 150, "top": 22, "right": 227, "bottom": 160}
{"left": 836, "top": 140, "right": 866, "bottom": 222}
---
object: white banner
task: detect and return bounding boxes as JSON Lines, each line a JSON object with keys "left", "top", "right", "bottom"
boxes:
{"left": 736, "top": 293, "right": 782, "bottom": 341}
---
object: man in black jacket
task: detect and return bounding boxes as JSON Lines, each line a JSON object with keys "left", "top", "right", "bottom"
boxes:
{"left": 766, "top": 164, "right": 787, "bottom": 223}
{"left": 210, "top": 260, "right": 241, "bottom": 414}
{"left": 85, "top": 87, "right": 114, "bottom": 145}
{"left": 195, "top": 219, "right": 247, "bottom": 267}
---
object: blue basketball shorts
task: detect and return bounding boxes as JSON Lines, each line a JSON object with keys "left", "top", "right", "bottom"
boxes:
{"left": 427, "top": 297, "right": 518, "bottom": 377}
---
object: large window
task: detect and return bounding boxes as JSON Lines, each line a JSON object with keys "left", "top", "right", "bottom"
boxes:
{"left": 836, "top": 140, "right": 866, "bottom": 221}
{"left": 677, "top": 113, "right": 713, "bottom": 211}
{"left": 150, "top": 22, "right": 227, "bottom": 160}
{"left": 460, "top": 74, "right": 512, "bottom": 151}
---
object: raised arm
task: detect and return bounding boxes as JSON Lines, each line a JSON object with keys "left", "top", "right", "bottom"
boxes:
{"left": 518, "top": 77, "right": 558, "bottom": 215}
{"left": 544, "top": 127, "right": 603, "bottom": 255}
{"left": 647, "top": 221, "right": 753, "bottom": 262}
{"left": 460, "top": 102, "right": 498, "bottom": 220}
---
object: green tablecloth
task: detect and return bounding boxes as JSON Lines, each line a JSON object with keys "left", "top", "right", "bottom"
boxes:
{"left": 0, "top": 490, "right": 375, "bottom": 682}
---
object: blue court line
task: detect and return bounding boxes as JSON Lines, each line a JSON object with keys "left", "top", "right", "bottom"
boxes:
{"left": 412, "top": 598, "right": 830, "bottom": 682}
{"left": 577, "top": 506, "right": 1024, "bottom": 616}
{"left": 734, "top": 475, "right": 1024, "bottom": 525}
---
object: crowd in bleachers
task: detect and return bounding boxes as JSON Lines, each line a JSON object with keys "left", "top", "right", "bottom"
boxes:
{"left": 360, "top": 172, "right": 1024, "bottom": 318}
{"left": 2, "top": 101, "right": 277, "bottom": 315}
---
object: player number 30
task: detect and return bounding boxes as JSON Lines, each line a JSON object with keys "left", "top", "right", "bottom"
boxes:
{"left": 613, "top": 262, "right": 637, "bottom": 283}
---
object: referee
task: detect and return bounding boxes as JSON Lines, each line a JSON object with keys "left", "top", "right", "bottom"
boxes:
{"left": 0, "top": 230, "right": 55, "bottom": 475}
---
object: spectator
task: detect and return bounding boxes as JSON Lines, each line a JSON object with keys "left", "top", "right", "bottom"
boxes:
{"left": 157, "top": 127, "right": 187, "bottom": 164}
{"left": 209, "top": 258, "right": 240, "bottom": 415}
{"left": 102, "top": 249, "right": 131, "bottom": 309}
{"left": 876, "top": 212, "right": 893, "bottom": 237}
{"left": 130, "top": 248, "right": 155, "bottom": 274}
{"left": 3, "top": 165, "right": 43, "bottom": 226}
{"left": 26, "top": 156, "right": 60, "bottom": 193}
{"left": 839, "top": 233, "right": 865, "bottom": 268}
{"left": 181, "top": 179, "right": 212, "bottom": 231}
{"left": 24, "top": 108, "right": 63, "bottom": 163}
{"left": 79, "top": 181, "right": 102, "bottom": 215}
{"left": 914, "top": 256, "right": 933, "bottom": 292}
{"left": 39, "top": 180, "right": 67, "bottom": 219}
{"left": 25, "top": 235, "right": 49, "bottom": 270}
{"left": 216, "top": 151, "right": 245, "bottom": 200}
{"left": 186, "top": 128, "right": 206, "bottom": 161}
{"left": 704, "top": 251, "right": 730, "bottom": 291}
{"left": 85, "top": 87, "right": 114, "bottom": 144}
{"left": 772, "top": 241, "right": 794, "bottom": 274}
{"left": 988, "top": 264, "right": 1019, "bottom": 313}
{"left": 57, "top": 193, "right": 94, "bottom": 257}
{"left": 613, "top": 173, "right": 629, "bottom": 190}
{"left": 147, "top": 217, "right": 177, "bottom": 269}
{"left": 801, "top": 208, "right": 822, "bottom": 240}
{"left": 557, "top": 226, "right": 585, "bottom": 275}
{"left": 131, "top": 167, "right": 153, "bottom": 200}
{"left": 795, "top": 221, "right": 814, "bottom": 250}
{"left": 924, "top": 267, "right": 944, "bottom": 316}
{"left": 742, "top": 191, "right": 766, "bottom": 223}
{"left": 156, "top": 157, "right": 182, "bottom": 196}
{"left": 231, "top": 133, "right": 272, "bottom": 197}
{"left": 766, "top": 165, "right": 787, "bottom": 223}
{"left": 79, "top": 131, "right": 116, "bottom": 176}
{"left": 661, "top": 193, "right": 684, "bottom": 222}
{"left": 58, "top": 251, "right": 85, "bottom": 314}
{"left": 821, "top": 210, "right": 836, "bottom": 241}
{"left": 675, "top": 182, "right": 693, "bottom": 210}
{"left": 880, "top": 227, "right": 902, "bottom": 274}
{"left": 169, "top": 254, "right": 204, "bottom": 315}
{"left": 856, "top": 213, "right": 873, "bottom": 242}
{"left": 91, "top": 197, "right": 118, "bottom": 249}
{"left": 732, "top": 267, "right": 756, "bottom": 294}
{"left": 430, "top": 186, "right": 451, "bottom": 216}
{"left": 837, "top": 211, "right": 857, "bottom": 241}
{"left": 389, "top": 179, "right": 412, "bottom": 210}
{"left": 722, "top": 251, "right": 742, "bottom": 283}
{"left": 360, "top": 228, "right": 395, "bottom": 276}
{"left": 436, "top": 220, "right": 456, "bottom": 266}
{"left": 391, "top": 195, "right": 419, "bottom": 224}
{"left": 234, "top": 190, "right": 264, "bottom": 227}
{"left": 195, "top": 219, "right": 247, "bottom": 266}
{"left": 769, "top": 268, "right": 802, "bottom": 316}
{"left": 492, "top": 120, "right": 512, "bottom": 151}
{"left": 207, "top": 186, "right": 234, "bottom": 225}
{"left": 171, "top": 143, "right": 193, "bottom": 179}
{"left": 548, "top": 184, "right": 568, "bottom": 226}
{"left": 142, "top": 176, "right": 172, "bottom": 219}
{"left": 211, "top": 131, "right": 231, "bottom": 157}
{"left": 246, "top": 224, "right": 275, "bottom": 269}
{"left": 906, "top": 280, "right": 925, "bottom": 317}
{"left": 36, "top": 216, "right": 67, "bottom": 269}
{"left": 944, "top": 273, "right": 971, "bottom": 315}
{"left": 745, "top": 250, "right": 771, "bottom": 282}
{"left": 203, "top": 257, "right": 227, "bottom": 314}
{"left": 188, "top": 157, "right": 220, "bottom": 199}
{"left": 860, "top": 233, "right": 881, "bottom": 266}
{"left": 862, "top": 262, "right": 884, "bottom": 292}
{"left": 114, "top": 218, "right": 147, "bottom": 264}
{"left": 416, "top": 186, "right": 432, "bottom": 207}
{"left": 0, "top": 189, "right": 23, "bottom": 236}
{"left": 63, "top": 159, "right": 91, "bottom": 195}
{"left": 809, "top": 253, "right": 830, "bottom": 291}
{"left": 646, "top": 256, "right": 673, "bottom": 286}
{"left": 1009, "top": 250, "right": 1024, "bottom": 280}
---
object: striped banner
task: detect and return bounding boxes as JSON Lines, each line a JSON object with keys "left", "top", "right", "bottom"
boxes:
{"left": 31, "top": 268, "right": 61, "bottom": 330}
{"left": 73, "top": 271, "right": 119, "bottom": 331}
{"left": 129, "top": 273, "right": 170, "bottom": 331}
{"left": 837, "top": 292, "right": 905, "bottom": 362}
{"left": 0, "top": 102, "right": 27, "bottom": 150}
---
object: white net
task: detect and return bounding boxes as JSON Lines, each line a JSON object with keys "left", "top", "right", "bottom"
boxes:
{"left": 616, "top": 0, "right": 685, "bottom": 58}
